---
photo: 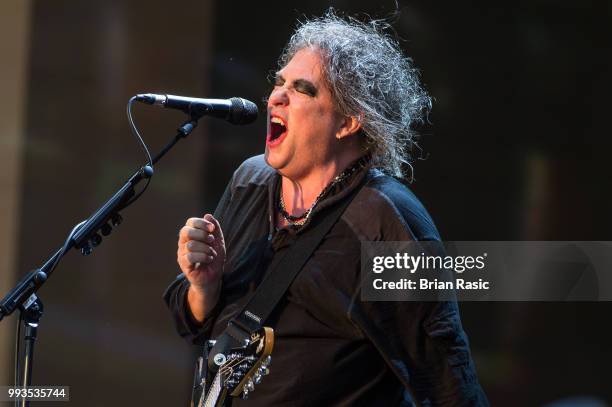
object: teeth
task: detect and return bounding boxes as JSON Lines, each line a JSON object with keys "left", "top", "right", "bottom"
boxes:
{"left": 270, "top": 116, "right": 285, "bottom": 126}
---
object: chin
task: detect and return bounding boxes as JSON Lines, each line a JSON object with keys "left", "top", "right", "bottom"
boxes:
{"left": 264, "top": 148, "right": 274, "bottom": 167}
{"left": 264, "top": 148, "right": 282, "bottom": 170}
{"left": 265, "top": 152, "right": 297, "bottom": 180}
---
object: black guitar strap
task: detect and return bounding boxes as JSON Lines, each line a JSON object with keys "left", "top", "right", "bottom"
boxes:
{"left": 209, "top": 176, "right": 367, "bottom": 362}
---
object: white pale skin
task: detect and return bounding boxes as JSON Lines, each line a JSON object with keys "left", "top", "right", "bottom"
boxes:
{"left": 178, "top": 47, "right": 363, "bottom": 323}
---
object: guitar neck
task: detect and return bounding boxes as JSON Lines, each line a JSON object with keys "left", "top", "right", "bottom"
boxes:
{"left": 201, "top": 373, "right": 225, "bottom": 407}
{"left": 193, "top": 327, "right": 274, "bottom": 407}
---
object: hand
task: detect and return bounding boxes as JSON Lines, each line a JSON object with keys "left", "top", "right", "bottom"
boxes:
{"left": 177, "top": 214, "right": 226, "bottom": 298}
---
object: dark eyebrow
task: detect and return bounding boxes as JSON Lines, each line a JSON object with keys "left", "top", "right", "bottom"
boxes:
{"left": 274, "top": 73, "right": 285, "bottom": 85}
{"left": 293, "top": 79, "right": 318, "bottom": 96}
{"left": 274, "top": 73, "right": 318, "bottom": 96}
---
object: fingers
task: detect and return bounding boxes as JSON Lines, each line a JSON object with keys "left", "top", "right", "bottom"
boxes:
{"left": 185, "top": 240, "right": 218, "bottom": 257}
{"left": 177, "top": 231, "right": 217, "bottom": 259}
{"left": 177, "top": 247, "right": 215, "bottom": 274}
{"left": 186, "top": 217, "right": 215, "bottom": 233}
{"left": 204, "top": 214, "right": 225, "bottom": 244}
{"left": 184, "top": 251, "right": 215, "bottom": 265}
{"left": 177, "top": 214, "right": 225, "bottom": 274}
{"left": 178, "top": 226, "right": 215, "bottom": 244}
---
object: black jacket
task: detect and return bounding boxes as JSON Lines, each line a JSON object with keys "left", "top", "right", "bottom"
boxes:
{"left": 164, "top": 155, "right": 489, "bottom": 406}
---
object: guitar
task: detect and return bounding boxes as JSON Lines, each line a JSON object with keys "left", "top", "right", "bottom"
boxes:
{"left": 191, "top": 327, "right": 274, "bottom": 407}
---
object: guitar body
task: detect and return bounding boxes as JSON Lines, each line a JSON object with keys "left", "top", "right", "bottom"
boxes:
{"left": 191, "top": 327, "right": 274, "bottom": 407}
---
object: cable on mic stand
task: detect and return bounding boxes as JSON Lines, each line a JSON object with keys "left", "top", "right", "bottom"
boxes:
{"left": 0, "top": 91, "right": 256, "bottom": 406}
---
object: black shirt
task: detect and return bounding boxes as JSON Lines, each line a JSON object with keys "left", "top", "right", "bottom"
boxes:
{"left": 164, "top": 155, "right": 488, "bottom": 406}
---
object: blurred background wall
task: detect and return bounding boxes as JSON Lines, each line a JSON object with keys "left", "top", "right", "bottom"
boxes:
{"left": 0, "top": 0, "right": 611, "bottom": 406}
{"left": 0, "top": 0, "right": 31, "bottom": 391}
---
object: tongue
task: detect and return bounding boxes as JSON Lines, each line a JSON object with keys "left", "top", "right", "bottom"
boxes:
{"left": 270, "top": 122, "right": 286, "bottom": 140}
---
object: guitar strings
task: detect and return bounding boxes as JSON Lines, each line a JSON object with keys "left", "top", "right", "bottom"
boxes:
{"left": 219, "top": 357, "right": 247, "bottom": 379}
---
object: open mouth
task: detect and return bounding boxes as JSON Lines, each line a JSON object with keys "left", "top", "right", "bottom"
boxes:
{"left": 267, "top": 115, "right": 288, "bottom": 146}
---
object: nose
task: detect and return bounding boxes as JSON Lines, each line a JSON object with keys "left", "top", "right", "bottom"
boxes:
{"left": 267, "top": 85, "right": 289, "bottom": 107}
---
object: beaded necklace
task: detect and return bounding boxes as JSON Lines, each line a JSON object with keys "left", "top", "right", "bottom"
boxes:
{"left": 277, "top": 155, "right": 369, "bottom": 228}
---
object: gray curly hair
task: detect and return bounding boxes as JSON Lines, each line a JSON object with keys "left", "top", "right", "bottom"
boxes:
{"left": 279, "top": 11, "right": 431, "bottom": 179}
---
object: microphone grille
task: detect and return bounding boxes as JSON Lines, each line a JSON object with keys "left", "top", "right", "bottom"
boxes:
{"left": 229, "top": 98, "right": 258, "bottom": 125}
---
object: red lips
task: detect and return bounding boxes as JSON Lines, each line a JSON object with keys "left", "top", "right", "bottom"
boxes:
{"left": 267, "top": 113, "right": 288, "bottom": 147}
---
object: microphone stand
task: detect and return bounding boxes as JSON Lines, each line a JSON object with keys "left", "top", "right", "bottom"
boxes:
{"left": 0, "top": 113, "right": 203, "bottom": 407}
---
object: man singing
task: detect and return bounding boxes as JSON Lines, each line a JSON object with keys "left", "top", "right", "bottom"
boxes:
{"left": 165, "top": 11, "right": 488, "bottom": 406}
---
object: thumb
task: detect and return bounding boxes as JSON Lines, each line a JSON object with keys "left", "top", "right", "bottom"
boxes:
{"left": 203, "top": 214, "right": 225, "bottom": 244}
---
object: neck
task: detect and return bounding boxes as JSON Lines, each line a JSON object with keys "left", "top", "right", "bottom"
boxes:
{"left": 280, "top": 151, "right": 363, "bottom": 217}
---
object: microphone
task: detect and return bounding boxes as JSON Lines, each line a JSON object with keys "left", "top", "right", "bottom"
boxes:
{"left": 135, "top": 94, "right": 258, "bottom": 125}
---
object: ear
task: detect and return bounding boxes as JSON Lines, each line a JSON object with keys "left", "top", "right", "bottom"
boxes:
{"left": 336, "top": 114, "right": 362, "bottom": 140}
